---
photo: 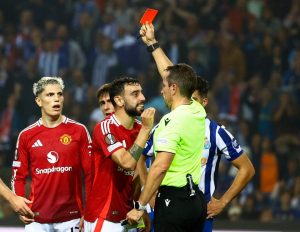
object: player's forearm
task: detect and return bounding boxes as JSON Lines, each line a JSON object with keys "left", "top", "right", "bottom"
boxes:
{"left": 11, "top": 171, "right": 27, "bottom": 197}
{"left": 220, "top": 159, "right": 255, "bottom": 206}
{"left": 151, "top": 47, "right": 173, "bottom": 79}
{"left": 81, "top": 152, "right": 93, "bottom": 198}
{"left": 134, "top": 127, "right": 152, "bottom": 150}
{"left": 120, "top": 127, "right": 152, "bottom": 170}
{"left": 0, "top": 179, "right": 15, "bottom": 201}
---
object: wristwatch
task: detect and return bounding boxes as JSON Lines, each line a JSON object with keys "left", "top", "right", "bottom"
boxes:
{"left": 147, "top": 42, "right": 160, "bottom": 53}
{"left": 134, "top": 201, "right": 147, "bottom": 211}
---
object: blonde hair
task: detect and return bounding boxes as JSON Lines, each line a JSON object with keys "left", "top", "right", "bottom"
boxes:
{"left": 33, "top": 77, "right": 65, "bottom": 96}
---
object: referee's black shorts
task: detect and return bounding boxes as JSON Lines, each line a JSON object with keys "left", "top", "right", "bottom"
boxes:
{"left": 154, "top": 185, "right": 207, "bottom": 232}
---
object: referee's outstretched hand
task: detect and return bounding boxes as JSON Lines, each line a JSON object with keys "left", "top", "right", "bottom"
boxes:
{"left": 141, "top": 107, "right": 155, "bottom": 131}
{"left": 139, "top": 23, "right": 157, "bottom": 46}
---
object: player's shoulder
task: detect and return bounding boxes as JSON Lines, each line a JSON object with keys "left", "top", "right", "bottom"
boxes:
{"left": 65, "top": 117, "right": 88, "bottom": 130}
{"left": 19, "top": 120, "right": 41, "bottom": 137}
{"left": 205, "top": 118, "right": 224, "bottom": 131}
{"left": 96, "top": 114, "right": 119, "bottom": 135}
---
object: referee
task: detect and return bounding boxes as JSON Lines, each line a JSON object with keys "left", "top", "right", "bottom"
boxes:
{"left": 127, "top": 25, "right": 207, "bottom": 232}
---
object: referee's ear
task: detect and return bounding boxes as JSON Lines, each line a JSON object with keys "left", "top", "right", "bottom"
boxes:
{"left": 202, "top": 98, "right": 208, "bottom": 107}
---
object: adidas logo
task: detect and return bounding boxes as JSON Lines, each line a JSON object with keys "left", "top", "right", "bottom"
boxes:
{"left": 32, "top": 139, "right": 43, "bottom": 147}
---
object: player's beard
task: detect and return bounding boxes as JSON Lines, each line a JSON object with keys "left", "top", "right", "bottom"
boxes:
{"left": 125, "top": 103, "right": 144, "bottom": 117}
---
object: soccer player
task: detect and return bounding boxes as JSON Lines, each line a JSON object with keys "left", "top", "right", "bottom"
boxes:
{"left": 0, "top": 178, "right": 34, "bottom": 218}
{"left": 127, "top": 28, "right": 207, "bottom": 230}
{"left": 84, "top": 77, "right": 155, "bottom": 232}
{"left": 90, "top": 83, "right": 115, "bottom": 134}
{"left": 193, "top": 77, "right": 255, "bottom": 231}
{"left": 96, "top": 83, "right": 114, "bottom": 117}
{"left": 11, "top": 77, "right": 93, "bottom": 232}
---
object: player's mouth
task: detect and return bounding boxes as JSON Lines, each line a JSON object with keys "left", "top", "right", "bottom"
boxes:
{"left": 52, "top": 104, "right": 61, "bottom": 111}
{"left": 137, "top": 103, "right": 144, "bottom": 109}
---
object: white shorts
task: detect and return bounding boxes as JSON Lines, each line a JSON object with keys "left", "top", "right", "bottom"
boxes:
{"left": 25, "top": 218, "right": 80, "bottom": 232}
{"left": 84, "top": 218, "right": 137, "bottom": 232}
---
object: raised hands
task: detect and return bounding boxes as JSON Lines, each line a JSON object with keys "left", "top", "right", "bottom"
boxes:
{"left": 139, "top": 23, "right": 157, "bottom": 46}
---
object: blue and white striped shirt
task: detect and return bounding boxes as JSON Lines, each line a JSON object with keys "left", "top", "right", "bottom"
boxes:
{"left": 199, "top": 118, "right": 243, "bottom": 202}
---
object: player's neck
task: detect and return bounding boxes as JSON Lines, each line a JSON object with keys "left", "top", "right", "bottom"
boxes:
{"left": 114, "top": 111, "right": 135, "bottom": 130}
{"left": 171, "top": 97, "right": 191, "bottom": 111}
{"left": 41, "top": 114, "right": 64, "bottom": 128}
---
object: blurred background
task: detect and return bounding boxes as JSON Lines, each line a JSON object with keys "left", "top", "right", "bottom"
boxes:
{"left": 0, "top": 0, "right": 299, "bottom": 231}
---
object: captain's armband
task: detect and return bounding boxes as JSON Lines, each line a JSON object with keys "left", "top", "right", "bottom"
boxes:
{"left": 129, "top": 143, "right": 143, "bottom": 161}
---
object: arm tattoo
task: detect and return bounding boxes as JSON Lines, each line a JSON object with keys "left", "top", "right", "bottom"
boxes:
{"left": 129, "top": 143, "right": 143, "bottom": 161}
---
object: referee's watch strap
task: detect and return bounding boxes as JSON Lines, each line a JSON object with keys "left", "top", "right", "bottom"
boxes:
{"left": 147, "top": 42, "right": 160, "bottom": 53}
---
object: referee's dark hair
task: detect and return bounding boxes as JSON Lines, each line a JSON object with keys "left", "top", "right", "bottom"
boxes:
{"left": 165, "top": 63, "right": 197, "bottom": 98}
{"left": 195, "top": 76, "right": 209, "bottom": 98}
{"left": 109, "top": 77, "right": 140, "bottom": 107}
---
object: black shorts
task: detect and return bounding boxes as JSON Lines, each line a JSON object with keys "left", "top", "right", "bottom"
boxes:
{"left": 154, "top": 185, "right": 207, "bottom": 232}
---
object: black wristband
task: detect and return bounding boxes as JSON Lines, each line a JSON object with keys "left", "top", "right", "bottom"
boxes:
{"left": 147, "top": 42, "right": 159, "bottom": 53}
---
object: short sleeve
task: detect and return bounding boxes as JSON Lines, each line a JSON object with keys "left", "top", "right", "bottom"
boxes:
{"left": 93, "top": 120, "right": 124, "bottom": 158}
{"left": 216, "top": 126, "right": 244, "bottom": 161}
{"left": 154, "top": 116, "right": 181, "bottom": 154}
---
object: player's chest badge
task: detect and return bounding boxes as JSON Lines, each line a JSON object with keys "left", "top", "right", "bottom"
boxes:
{"left": 204, "top": 137, "right": 211, "bottom": 149}
{"left": 60, "top": 134, "right": 72, "bottom": 145}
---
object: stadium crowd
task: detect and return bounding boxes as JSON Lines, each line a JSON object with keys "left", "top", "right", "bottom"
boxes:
{"left": 0, "top": 0, "right": 299, "bottom": 225}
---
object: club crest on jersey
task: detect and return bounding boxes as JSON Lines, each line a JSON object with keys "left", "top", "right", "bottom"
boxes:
{"left": 105, "top": 133, "right": 116, "bottom": 145}
{"left": 204, "top": 137, "right": 211, "bottom": 149}
{"left": 60, "top": 134, "right": 72, "bottom": 145}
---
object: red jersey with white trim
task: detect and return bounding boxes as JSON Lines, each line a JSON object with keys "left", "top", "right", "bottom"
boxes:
{"left": 11, "top": 117, "right": 92, "bottom": 223}
{"left": 84, "top": 113, "right": 141, "bottom": 223}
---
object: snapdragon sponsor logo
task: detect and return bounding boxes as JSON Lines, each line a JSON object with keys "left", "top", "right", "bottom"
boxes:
{"left": 35, "top": 151, "right": 72, "bottom": 175}
{"left": 35, "top": 166, "right": 72, "bottom": 175}
{"left": 36, "top": 166, "right": 72, "bottom": 175}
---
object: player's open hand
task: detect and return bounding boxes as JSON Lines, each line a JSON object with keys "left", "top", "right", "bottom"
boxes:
{"left": 19, "top": 215, "right": 35, "bottom": 224}
{"left": 141, "top": 107, "right": 155, "bottom": 131}
{"left": 10, "top": 195, "right": 34, "bottom": 218}
{"left": 139, "top": 23, "right": 157, "bottom": 46}
{"left": 207, "top": 197, "right": 226, "bottom": 218}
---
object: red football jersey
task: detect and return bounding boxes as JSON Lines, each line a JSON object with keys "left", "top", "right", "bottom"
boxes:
{"left": 84, "top": 114, "right": 141, "bottom": 223}
{"left": 11, "top": 117, "right": 92, "bottom": 223}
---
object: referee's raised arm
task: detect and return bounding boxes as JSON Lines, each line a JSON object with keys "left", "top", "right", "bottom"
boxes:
{"left": 139, "top": 23, "right": 173, "bottom": 79}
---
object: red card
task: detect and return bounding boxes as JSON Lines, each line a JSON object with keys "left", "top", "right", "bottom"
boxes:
{"left": 140, "top": 8, "right": 158, "bottom": 25}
